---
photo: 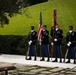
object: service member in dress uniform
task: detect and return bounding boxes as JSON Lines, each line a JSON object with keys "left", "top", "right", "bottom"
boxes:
{"left": 51, "top": 25, "right": 63, "bottom": 63}
{"left": 27, "top": 26, "right": 37, "bottom": 61}
{"left": 40, "top": 25, "right": 50, "bottom": 61}
{"left": 66, "top": 26, "right": 76, "bottom": 64}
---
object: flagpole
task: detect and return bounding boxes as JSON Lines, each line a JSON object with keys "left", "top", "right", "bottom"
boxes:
{"left": 38, "top": 10, "right": 42, "bottom": 59}
{"left": 51, "top": 9, "right": 57, "bottom": 60}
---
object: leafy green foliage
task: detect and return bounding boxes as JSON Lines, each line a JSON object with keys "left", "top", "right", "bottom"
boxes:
{"left": 0, "top": 35, "right": 70, "bottom": 57}
{"left": 0, "top": 0, "right": 28, "bottom": 27}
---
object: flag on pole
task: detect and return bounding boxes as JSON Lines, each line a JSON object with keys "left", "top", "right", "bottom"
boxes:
{"left": 52, "top": 9, "right": 57, "bottom": 27}
{"left": 50, "top": 9, "right": 57, "bottom": 60}
{"left": 38, "top": 11, "right": 42, "bottom": 41}
{"left": 50, "top": 9, "right": 57, "bottom": 37}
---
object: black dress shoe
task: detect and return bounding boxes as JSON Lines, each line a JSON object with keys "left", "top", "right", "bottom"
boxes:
{"left": 52, "top": 59, "right": 58, "bottom": 62}
{"left": 60, "top": 59, "right": 62, "bottom": 63}
{"left": 40, "top": 58, "right": 45, "bottom": 61}
{"left": 34, "top": 58, "right": 37, "bottom": 61}
{"left": 47, "top": 60, "right": 50, "bottom": 62}
{"left": 74, "top": 60, "right": 76, "bottom": 64}
{"left": 66, "top": 60, "right": 70, "bottom": 63}
{"left": 27, "top": 58, "right": 31, "bottom": 60}
{"left": 47, "top": 58, "right": 50, "bottom": 62}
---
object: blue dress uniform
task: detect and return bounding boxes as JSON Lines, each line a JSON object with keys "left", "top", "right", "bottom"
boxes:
{"left": 28, "top": 30, "right": 37, "bottom": 60}
{"left": 40, "top": 29, "right": 50, "bottom": 61}
{"left": 51, "top": 27, "right": 63, "bottom": 62}
{"left": 66, "top": 30, "right": 76, "bottom": 64}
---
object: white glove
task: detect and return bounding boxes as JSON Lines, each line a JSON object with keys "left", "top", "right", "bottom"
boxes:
{"left": 40, "top": 39, "right": 41, "bottom": 42}
{"left": 69, "top": 42, "right": 71, "bottom": 45}
{"left": 28, "top": 40, "right": 32, "bottom": 45}
{"left": 67, "top": 43, "right": 70, "bottom": 46}
{"left": 54, "top": 39, "right": 57, "bottom": 41}
{"left": 51, "top": 42, "right": 53, "bottom": 46}
{"left": 39, "top": 42, "right": 41, "bottom": 45}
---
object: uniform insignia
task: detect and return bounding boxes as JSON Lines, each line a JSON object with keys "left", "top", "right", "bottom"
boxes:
{"left": 71, "top": 32, "right": 74, "bottom": 36}
{"left": 33, "top": 32, "right": 35, "bottom": 35}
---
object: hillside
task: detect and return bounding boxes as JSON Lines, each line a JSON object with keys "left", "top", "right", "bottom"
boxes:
{"left": 0, "top": 0, "right": 76, "bottom": 36}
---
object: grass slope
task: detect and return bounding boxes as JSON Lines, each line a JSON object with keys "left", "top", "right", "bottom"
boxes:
{"left": 0, "top": 0, "right": 76, "bottom": 36}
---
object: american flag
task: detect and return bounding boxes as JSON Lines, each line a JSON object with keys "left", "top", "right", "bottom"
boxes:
{"left": 38, "top": 11, "right": 42, "bottom": 41}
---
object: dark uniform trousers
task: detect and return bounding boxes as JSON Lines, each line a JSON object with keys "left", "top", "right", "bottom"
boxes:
{"left": 67, "top": 46, "right": 75, "bottom": 60}
{"left": 41, "top": 44, "right": 49, "bottom": 59}
{"left": 54, "top": 43, "right": 62, "bottom": 59}
{"left": 29, "top": 45, "right": 36, "bottom": 59}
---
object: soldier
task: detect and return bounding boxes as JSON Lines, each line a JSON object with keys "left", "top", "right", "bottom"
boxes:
{"left": 40, "top": 25, "right": 50, "bottom": 61}
{"left": 51, "top": 25, "right": 63, "bottom": 63}
{"left": 27, "top": 26, "right": 37, "bottom": 61}
{"left": 66, "top": 26, "right": 76, "bottom": 64}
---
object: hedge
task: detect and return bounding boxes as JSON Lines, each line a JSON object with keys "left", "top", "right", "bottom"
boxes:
{"left": 0, "top": 35, "right": 75, "bottom": 58}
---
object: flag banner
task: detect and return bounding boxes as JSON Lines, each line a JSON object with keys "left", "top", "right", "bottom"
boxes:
{"left": 38, "top": 11, "right": 42, "bottom": 42}
{"left": 52, "top": 9, "right": 57, "bottom": 27}
{"left": 50, "top": 9, "right": 57, "bottom": 37}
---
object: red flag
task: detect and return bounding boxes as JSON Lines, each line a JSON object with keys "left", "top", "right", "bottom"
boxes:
{"left": 38, "top": 11, "right": 42, "bottom": 41}
{"left": 52, "top": 9, "right": 57, "bottom": 27}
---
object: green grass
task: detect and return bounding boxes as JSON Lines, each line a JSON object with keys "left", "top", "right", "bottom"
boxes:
{"left": 0, "top": 0, "right": 76, "bottom": 36}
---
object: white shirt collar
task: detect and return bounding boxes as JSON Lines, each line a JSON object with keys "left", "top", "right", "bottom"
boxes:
{"left": 43, "top": 30, "right": 45, "bottom": 31}
{"left": 69, "top": 30, "right": 73, "bottom": 33}
{"left": 31, "top": 30, "right": 34, "bottom": 33}
{"left": 56, "top": 28, "right": 59, "bottom": 31}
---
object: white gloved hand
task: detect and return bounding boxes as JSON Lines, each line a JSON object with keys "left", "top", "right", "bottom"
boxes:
{"left": 67, "top": 43, "right": 70, "bottom": 46}
{"left": 40, "top": 39, "right": 41, "bottom": 42}
{"left": 28, "top": 40, "right": 32, "bottom": 45}
{"left": 39, "top": 42, "right": 41, "bottom": 45}
{"left": 54, "top": 39, "right": 57, "bottom": 41}
{"left": 51, "top": 42, "right": 53, "bottom": 46}
{"left": 69, "top": 42, "right": 71, "bottom": 45}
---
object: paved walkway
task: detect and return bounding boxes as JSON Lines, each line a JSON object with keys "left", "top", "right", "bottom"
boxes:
{"left": 0, "top": 62, "right": 76, "bottom": 75}
{"left": 0, "top": 54, "right": 76, "bottom": 68}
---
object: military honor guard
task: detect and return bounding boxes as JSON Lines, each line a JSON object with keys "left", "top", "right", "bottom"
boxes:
{"left": 66, "top": 26, "right": 76, "bottom": 64}
{"left": 40, "top": 25, "right": 50, "bottom": 61}
{"left": 51, "top": 25, "right": 63, "bottom": 63}
{"left": 27, "top": 26, "right": 37, "bottom": 61}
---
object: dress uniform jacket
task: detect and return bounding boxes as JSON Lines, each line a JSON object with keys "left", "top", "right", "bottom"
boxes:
{"left": 50, "top": 27, "right": 63, "bottom": 44}
{"left": 41, "top": 30, "right": 49, "bottom": 45}
{"left": 66, "top": 31, "right": 75, "bottom": 47}
{"left": 28, "top": 30, "right": 37, "bottom": 45}
{"left": 54, "top": 29, "right": 63, "bottom": 45}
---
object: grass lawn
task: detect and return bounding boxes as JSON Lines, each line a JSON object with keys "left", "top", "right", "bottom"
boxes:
{"left": 0, "top": 0, "right": 76, "bottom": 36}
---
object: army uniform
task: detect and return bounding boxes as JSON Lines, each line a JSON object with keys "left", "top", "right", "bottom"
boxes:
{"left": 66, "top": 28, "right": 76, "bottom": 64}
{"left": 27, "top": 27, "right": 37, "bottom": 60}
{"left": 40, "top": 28, "right": 50, "bottom": 61}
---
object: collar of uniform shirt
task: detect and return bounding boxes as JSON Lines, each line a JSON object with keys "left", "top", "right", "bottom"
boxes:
{"left": 43, "top": 30, "right": 46, "bottom": 31}
{"left": 69, "top": 30, "right": 73, "bottom": 33}
{"left": 31, "top": 30, "right": 34, "bottom": 33}
{"left": 56, "top": 28, "right": 59, "bottom": 31}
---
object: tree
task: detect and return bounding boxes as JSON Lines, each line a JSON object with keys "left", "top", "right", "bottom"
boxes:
{"left": 28, "top": 0, "right": 48, "bottom": 5}
{"left": 0, "top": 0, "right": 28, "bottom": 27}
